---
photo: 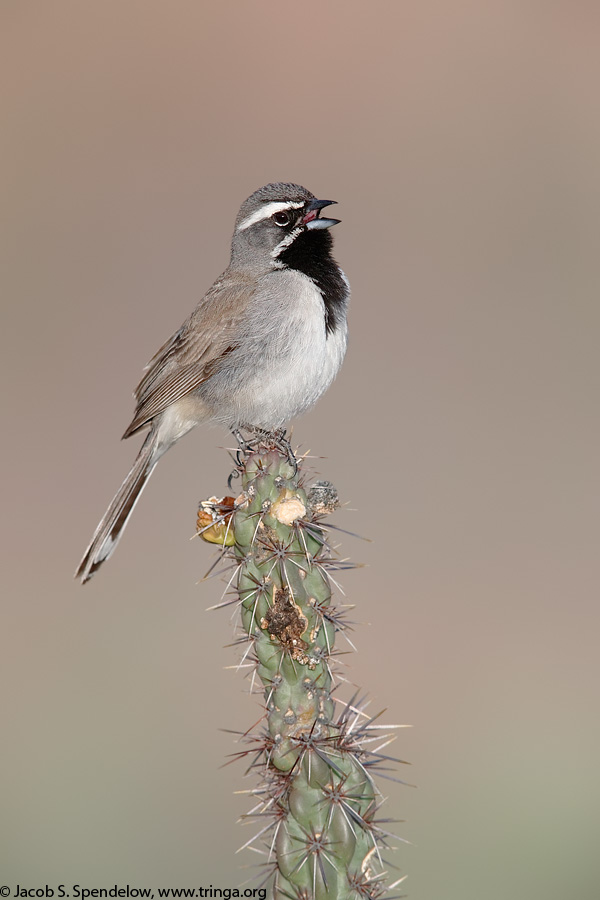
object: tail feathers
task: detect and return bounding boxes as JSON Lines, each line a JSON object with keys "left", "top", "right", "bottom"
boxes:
{"left": 76, "top": 433, "right": 159, "bottom": 583}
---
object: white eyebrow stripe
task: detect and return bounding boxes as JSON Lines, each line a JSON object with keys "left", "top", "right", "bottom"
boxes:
{"left": 237, "top": 200, "right": 305, "bottom": 231}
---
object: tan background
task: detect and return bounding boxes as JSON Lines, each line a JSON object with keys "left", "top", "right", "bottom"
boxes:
{"left": 2, "top": 2, "right": 599, "bottom": 897}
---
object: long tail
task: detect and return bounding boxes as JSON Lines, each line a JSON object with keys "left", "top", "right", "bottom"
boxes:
{"left": 76, "top": 431, "right": 160, "bottom": 583}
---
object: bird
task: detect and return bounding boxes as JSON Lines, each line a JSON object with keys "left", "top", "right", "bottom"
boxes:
{"left": 75, "top": 183, "right": 350, "bottom": 583}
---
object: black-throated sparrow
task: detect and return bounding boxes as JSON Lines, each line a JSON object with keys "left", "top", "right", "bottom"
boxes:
{"left": 76, "top": 183, "right": 349, "bottom": 583}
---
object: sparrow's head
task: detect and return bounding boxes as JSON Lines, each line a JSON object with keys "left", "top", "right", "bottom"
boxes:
{"left": 231, "top": 182, "right": 340, "bottom": 271}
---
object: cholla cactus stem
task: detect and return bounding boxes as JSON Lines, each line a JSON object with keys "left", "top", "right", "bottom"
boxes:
{"left": 198, "top": 443, "right": 407, "bottom": 899}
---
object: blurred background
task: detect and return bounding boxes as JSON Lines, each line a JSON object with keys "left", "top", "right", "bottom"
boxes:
{"left": 2, "top": 2, "right": 599, "bottom": 897}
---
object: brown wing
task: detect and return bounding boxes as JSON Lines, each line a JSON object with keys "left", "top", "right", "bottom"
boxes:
{"left": 122, "top": 274, "right": 253, "bottom": 438}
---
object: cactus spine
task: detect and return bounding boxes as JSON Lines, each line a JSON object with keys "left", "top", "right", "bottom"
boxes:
{"left": 198, "top": 445, "right": 405, "bottom": 899}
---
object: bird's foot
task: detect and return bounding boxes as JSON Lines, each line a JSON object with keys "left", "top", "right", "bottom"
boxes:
{"left": 229, "top": 426, "right": 298, "bottom": 480}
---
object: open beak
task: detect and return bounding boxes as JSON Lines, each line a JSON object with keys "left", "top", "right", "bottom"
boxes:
{"left": 302, "top": 198, "right": 341, "bottom": 230}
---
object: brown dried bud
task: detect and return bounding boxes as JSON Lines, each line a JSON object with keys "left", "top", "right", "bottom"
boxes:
{"left": 307, "top": 480, "right": 339, "bottom": 516}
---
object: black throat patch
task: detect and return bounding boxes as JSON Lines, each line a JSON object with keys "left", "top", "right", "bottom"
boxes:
{"left": 278, "top": 230, "right": 348, "bottom": 335}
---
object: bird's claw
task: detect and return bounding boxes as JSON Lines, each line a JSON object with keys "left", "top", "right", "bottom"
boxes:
{"left": 229, "top": 427, "right": 298, "bottom": 478}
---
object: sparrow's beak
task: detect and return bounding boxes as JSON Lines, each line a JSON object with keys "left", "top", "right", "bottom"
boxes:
{"left": 302, "top": 198, "right": 341, "bottom": 230}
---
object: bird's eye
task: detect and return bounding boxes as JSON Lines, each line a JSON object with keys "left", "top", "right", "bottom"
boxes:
{"left": 273, "top": 211, "right": 291, "bottom": 227}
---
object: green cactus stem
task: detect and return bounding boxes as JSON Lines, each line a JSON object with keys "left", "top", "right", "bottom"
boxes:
{"left": 198, "top": 443, "right": 407, "bottom": 899}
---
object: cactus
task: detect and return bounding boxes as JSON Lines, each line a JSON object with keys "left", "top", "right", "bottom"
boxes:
{"left": 198, "top": 440, "right": 406, "bottom": 899}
